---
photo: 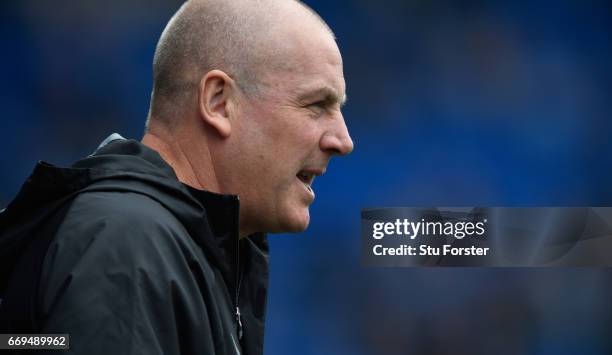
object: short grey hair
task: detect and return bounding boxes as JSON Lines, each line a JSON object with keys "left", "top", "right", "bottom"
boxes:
{"left": 145, "top": 0, "right": 333, "bottom": 130}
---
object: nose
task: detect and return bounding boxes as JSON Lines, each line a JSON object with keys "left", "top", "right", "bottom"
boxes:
{"left": 319, "top": 111, "right": 354, "bottom": 156}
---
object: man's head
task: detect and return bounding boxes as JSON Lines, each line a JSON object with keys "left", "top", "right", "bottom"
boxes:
{"left": 145, "top": 0, "right": 353, "bottom": 236}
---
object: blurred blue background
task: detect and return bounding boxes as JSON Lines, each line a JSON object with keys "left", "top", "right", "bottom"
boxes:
{"left": 2, "top": 0, "right": 612, "bottom": 354}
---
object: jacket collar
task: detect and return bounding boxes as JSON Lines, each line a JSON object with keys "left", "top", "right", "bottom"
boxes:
{"left": 83, "top": 134, "right": 245, "bottom": 299}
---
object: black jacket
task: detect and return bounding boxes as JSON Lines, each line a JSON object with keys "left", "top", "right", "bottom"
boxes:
{"left": 0, "top": 134, "right": 269, "bottom": 355}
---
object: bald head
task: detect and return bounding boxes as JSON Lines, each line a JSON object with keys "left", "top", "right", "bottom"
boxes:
{"left": 146, "top": 0, "right": 334, "bottom": 130}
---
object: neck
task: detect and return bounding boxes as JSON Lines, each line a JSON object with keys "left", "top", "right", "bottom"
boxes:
{"left": 142, "top": 124, "right": 252, "bottom": 239}
{"left": 141, "top": 127, "right": 220, "bottom": 193}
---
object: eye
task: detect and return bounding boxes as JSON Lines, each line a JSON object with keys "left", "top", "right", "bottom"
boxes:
{"left": 309, "top": 101, "right": 325, "bottom": 109}
{"left": 305, "top": 100, "right": 329, "bottom": 116}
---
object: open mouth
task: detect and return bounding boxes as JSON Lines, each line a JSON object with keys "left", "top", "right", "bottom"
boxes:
{"left": 296, "top": 171, "right": 315, "bottom": 187}
{"left": 296, "top": 168, "right": 325, "bottom": 196}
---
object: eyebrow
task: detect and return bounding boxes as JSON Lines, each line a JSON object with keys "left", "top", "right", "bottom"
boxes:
{"left": 297, "top": 87, "right": 347, "bottom": 108}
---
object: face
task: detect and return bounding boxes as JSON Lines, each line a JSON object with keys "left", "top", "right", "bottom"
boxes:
{"left": 223, "top": 17, "right": 354, "bottom": 235}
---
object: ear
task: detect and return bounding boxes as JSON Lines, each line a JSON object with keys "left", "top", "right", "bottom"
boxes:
{"left": 198, "top": 70, "right": 235, "bottom": 138}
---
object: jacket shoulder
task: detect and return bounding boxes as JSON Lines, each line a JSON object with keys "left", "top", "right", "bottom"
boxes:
{"left": 68, "top": 189, "right": 182, "bottom": 227}
{"left": 40, "top": 191, "right": 200, "bottom": 284}
{"left": 37, "top": 191, "right": 220, "bottom": 354}
{"left": 53, "top": 190, "right": 190, "bottom": 247}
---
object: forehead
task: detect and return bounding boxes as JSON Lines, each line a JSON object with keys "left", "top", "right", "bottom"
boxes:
{"left": 260, "top": 9, "right": 345, "bottom": 99}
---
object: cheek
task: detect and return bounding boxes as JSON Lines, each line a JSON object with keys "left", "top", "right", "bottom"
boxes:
{"left": 240, "top": 107, "right": 321, "bottom": 188}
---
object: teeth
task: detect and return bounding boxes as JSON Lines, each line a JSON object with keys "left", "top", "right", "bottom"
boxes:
{"left": 296, "top": 171, "right": 315, "bottom": 196}
{"left": 297, "top": 172, "right": 313, "bottom": 186}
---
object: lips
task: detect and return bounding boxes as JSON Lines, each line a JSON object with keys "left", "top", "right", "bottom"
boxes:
{"left": 296, "top": 168, "right": 325, "bottom": 196}
{"left": 296, "top": 171, "right": 315, "bottom": 186}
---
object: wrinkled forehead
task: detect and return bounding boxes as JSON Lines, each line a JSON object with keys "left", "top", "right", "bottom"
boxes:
{"left": 261, "top": 16, "right": 345, "bottom": 98}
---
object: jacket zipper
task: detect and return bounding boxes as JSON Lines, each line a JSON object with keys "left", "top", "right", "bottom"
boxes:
{"left": 235, "top": 267, "right": 243, "bottom": 340}
{"left": 233, "top": 198, "right": 243, "bottom": 340}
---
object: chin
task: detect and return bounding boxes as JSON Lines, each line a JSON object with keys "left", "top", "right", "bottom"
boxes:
{"left": 277, "top": 208, "right": 311, "bottom": 233}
